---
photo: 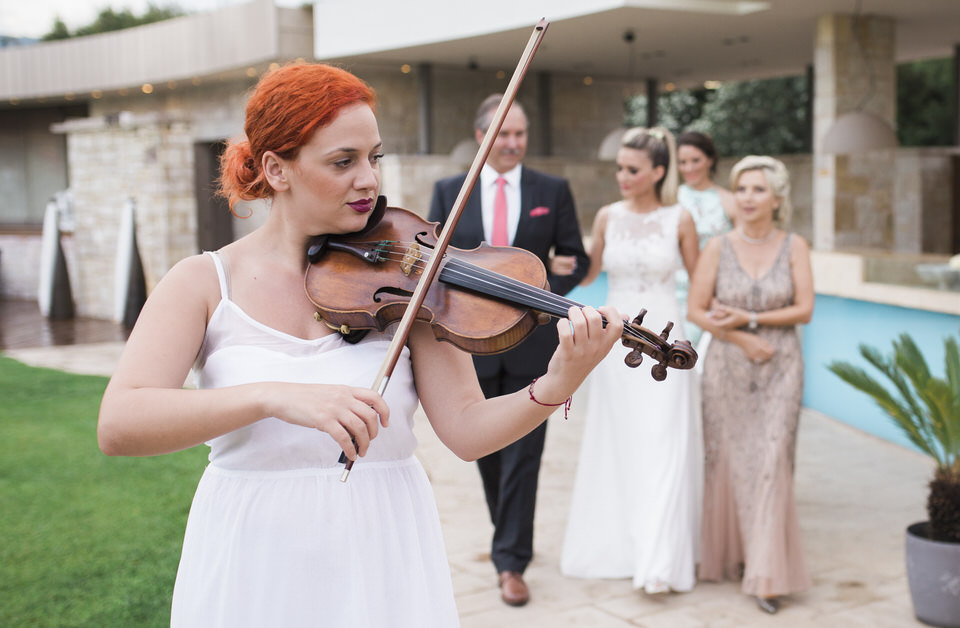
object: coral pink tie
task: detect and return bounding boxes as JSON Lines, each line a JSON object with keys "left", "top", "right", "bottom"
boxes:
{"left": 492, "top": 177, "right": 508, "bottom": 246}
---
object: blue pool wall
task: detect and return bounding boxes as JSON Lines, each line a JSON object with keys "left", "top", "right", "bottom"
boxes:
{"left": 568, "top": 276, "right": 960, "bottom": 453}
{"left": 802, "top": 294, "right": 958, "bottom": 452}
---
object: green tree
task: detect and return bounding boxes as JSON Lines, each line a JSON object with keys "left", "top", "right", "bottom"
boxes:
{"left": 42, "top": 17, "right": 71, "bottom": 41}
{"left": 693, "top": 76, "right": 809, "bottom": 158}
{"left": 624, "top": 76, "right": 809, "bottom": 157}
{"left": 625, "top": 88, "right": 711, "bottom": 131}
{"left": 657, "top": 87, "right": 712, "bottom": 134}
{"left": 74, "top": 8, "right": 140, "bottom": 37}
{"left": 41, "top": 3, "right": 185, "bottom": 40}
{"left": 624, "top": 57, "right": 952, "bottom": 157}
{"left": 897, "top": 57, "right": 953, "bottom": 147}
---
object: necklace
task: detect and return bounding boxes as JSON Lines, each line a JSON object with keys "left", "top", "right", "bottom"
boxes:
{"left": 738, "top": 227, "right": 775, "bottom": 245}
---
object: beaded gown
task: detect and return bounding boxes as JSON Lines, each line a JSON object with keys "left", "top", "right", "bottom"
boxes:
{"left": 561, "top": 202, "right": 701, "bottom": 593}
{"left": 169, "top": 252, "right": 459, "bottom": 628}
{"left": 698, "top": 234, "right": 812, "bottom": 597}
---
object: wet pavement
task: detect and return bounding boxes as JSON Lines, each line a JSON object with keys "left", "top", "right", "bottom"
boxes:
{"left": 1, "top": 299, "right": 935, "bottom": 627}
{"left": 0, "top": 298, "right": 128, "bottom": 351}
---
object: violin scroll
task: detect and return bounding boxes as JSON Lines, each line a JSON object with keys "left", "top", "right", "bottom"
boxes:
{"left": 621, "top": 309, "right": 698, "bottom": 381}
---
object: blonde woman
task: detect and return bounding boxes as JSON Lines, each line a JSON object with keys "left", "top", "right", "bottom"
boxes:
{"left": 561, "top": 127, "right": 701, "bottom": 594}
{"left": 687, "top": 155, "right": 814, "bottom": 614}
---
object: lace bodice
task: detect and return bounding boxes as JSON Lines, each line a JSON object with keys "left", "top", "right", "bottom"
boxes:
{"left": 602, "top": 202, "right": 682, "bottom": 300}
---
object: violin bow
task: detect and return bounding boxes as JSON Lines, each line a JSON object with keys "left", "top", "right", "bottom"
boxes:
{"left": 339, "top": 18, "right": 550, "bottom": 481}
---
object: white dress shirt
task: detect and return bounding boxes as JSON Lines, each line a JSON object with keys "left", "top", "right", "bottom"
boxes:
{"left": 479, "top": 163, "right": 522, "bottom": 246}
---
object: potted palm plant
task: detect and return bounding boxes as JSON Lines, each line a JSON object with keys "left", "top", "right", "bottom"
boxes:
{"left": 828, "top": 332, "right": 960, "bottom": 628}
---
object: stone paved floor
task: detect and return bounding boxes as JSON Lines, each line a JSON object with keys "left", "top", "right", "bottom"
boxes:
{"left": 4, "top": 332, "right": 935, "bottom": 627}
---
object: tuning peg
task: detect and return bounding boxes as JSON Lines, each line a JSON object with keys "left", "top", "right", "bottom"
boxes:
{"left": 659, "top": 321, "right": 674, "bottom": 340}
{"left": 651, "top": 363, "right": 667, "bottom": 381}
{"left": 632, "top": 308, "right": 647, "bottom": 326}
{"left": 623, "top": 348, "right": 643, "bottom": 368}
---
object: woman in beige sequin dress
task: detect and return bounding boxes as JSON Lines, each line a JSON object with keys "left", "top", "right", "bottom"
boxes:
{"left": 687, "top": 156, "right": 814, "bottom": 615}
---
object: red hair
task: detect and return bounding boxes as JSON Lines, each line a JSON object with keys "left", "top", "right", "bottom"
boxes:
{"left": 219, "top": 63, "right": 377, "bottom": 209}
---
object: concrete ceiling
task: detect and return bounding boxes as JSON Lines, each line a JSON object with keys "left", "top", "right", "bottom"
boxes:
{"left": 317, "top": 0, "right": 960, "bottom": 89}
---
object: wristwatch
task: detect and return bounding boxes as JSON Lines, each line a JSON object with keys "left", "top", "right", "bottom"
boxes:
{"left": 748, "top": 311, "right": 758, "bottom": 330}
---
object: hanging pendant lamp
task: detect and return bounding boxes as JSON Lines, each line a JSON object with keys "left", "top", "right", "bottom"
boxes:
{"left": 820, "top": 0, "right": 898, "bottom": 154}
{"left": 821, "top": 110, "right": 898, "bottom": 153}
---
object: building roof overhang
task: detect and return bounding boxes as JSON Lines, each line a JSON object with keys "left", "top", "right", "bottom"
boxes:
{"left": 3, "top": 0, "right": 959, "bottom": 109}
{"left": 0, "top": 0, "right": 313, "bottom": 107}
{"left": 314, "top": 0, "right": 960, "bottom": 88}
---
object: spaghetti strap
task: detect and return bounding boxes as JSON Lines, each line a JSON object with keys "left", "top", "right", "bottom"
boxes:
{"left": 204, "top": 251, "right": 231, "bottom": 300}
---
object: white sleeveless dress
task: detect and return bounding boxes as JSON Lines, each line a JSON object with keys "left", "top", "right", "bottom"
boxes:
{"left": 561, "top": 203, "right": 702, "bottom": 593}
{"left": 170, "top": 252, "right": 459, "bottom": 627}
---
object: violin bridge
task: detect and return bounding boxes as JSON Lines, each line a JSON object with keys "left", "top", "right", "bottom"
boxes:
{"left": 400, "top": 243, "right": 422, "bottom": 277}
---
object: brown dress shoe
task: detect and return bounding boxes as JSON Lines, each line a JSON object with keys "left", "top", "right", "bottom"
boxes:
{"left": 498, "top": 571, "right": 530, "bottom": 606}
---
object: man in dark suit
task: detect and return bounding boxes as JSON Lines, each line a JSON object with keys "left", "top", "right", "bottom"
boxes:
{"left": 428, "top": 94, "right": 589, "bottom": 607}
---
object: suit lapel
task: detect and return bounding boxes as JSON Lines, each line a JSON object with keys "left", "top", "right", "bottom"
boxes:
{"left": 463, "top": 185, "right": 485, "bottom": 245}
{"left": 514, "top": 169, "right": 536, "bottom": 247}
{"left": 448, "top": 176, "right": 484, "bottom": 247}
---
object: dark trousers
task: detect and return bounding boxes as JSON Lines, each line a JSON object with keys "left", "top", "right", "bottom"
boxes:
{"left": 476, "top": 372, "right": 548, "bottom": 575}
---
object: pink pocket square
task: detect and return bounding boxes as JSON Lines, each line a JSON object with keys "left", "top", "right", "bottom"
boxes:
{"left": 530, "top": 206, "right": 550, "bottom": 217}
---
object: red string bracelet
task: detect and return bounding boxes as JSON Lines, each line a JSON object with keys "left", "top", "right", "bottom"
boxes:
{"left": 527, "top": 377, "right": 572, "bottom": 420}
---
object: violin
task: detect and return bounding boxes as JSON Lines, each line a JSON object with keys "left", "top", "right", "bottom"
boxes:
{"left": 315, "top": 19, "right": 691, "bottom": 482}
{"left": 305, "top": 197, "right": 698, "bottom": 382}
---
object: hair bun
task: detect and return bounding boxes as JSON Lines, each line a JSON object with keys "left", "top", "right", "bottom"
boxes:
{"left": 219, "top": 140, "right": 265, "bottom": 208}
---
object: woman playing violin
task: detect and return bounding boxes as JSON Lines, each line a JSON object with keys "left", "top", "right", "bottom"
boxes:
{"left": 96, "top": 63, "right": 622, "bottom": 628}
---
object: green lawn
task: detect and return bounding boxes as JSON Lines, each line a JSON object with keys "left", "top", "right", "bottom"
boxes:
{"left": 0, "top": 356, "right": 208, "bottom": 627}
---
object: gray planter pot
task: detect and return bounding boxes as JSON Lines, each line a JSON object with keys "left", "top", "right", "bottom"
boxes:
{"left": 906, "top": 522, "right": 960, "bottom": 628}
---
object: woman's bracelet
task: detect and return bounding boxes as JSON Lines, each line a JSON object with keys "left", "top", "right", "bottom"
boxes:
{"left": 528, "top": 376, "right": 572, "bottom": 420}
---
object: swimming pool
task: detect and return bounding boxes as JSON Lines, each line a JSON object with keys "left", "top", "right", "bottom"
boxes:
{"left": 802, "top": 294, "right": 959, "bottom": 452}
{"left": 569, "top": 277, "right": 960, "bottom": 452}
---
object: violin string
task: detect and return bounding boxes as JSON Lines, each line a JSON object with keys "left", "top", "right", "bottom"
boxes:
{"left": 362, "top": 243, "right": 652, "bottom": 343}
{"left": 370, "top": 246, "right": 652, "bottom": 344}
{"left": 355, "top": 241, "right": 651, "bottom": 343}
{"left": 368, "top": 243, "right": 583, "bottom": 315}
{"left": 440, "top": 261, "right": 654, "bottom": 344}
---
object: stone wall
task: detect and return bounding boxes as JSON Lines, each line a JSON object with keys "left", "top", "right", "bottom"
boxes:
{"left": 57, "top": 113, "right": 196, "bottom": 319}
{"left": 4, "top": 57, "right": 953, "bottom": 319}
{"left": 548, "top": 74, "right": 636, "bottom": 160}
{"left": 355, "top": 64, "right": 634, "bottom": 160}
{"left": 6, "top": 145, "right": 950, "bottom": 313}
{"left": 895, "top": 148, "right": 955, "bottom": 254}
{"left": 812, "top": 14, "right": 898, "bottom": 252}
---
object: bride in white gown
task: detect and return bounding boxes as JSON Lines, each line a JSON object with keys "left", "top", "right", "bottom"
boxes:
{"left": 560, "top": 127, "right": 702, "bottom": 593}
